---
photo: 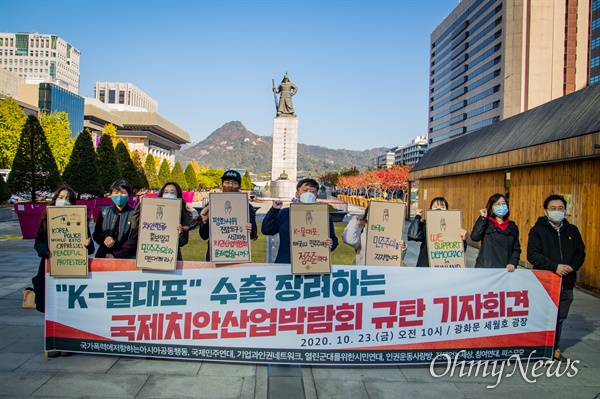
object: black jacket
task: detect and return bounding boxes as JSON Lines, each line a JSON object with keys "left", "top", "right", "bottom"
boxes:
{"left": 407, "top": 215, "right": 429, "bottom": 267}
{"left": 471, "top": 216, "right": 521, "bottom": 268}
{"left": 92, "top": 204, "right": 135, "bottom": 258}
{"left": 527, "top": 216, "right": 585, "bottom": 288}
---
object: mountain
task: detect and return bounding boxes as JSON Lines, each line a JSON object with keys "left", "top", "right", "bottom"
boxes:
{"left": 175, "top": 121, "right": 386, "bottom": 176}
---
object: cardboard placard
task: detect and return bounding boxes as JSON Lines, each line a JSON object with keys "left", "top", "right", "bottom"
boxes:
{"left": 209, "top": 192, "right": 251, "bottom": 263}
{"left": 365, "top": 201, "right": 406, "bottom": 266}
{"left": 425, "top": 209, "right": 465, "bottom": 268}
{"left": 136, "top": 196, "right": 181, "bottom": 270}
{"left": 47, "top": 205, "right": 89, "bottom": 277}
{"left": 290, "top": 203, "right": 331, "bottom": 274}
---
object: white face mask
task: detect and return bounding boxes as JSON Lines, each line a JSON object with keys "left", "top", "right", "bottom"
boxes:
{"left": 547, "top": 210, "right": 565, "bottom": 223}
{"left": 55, "top": 199, "right": 70, "bottom": 206}
{"left": 162, "top": 193, "right": 177, "bottom": 199}
{"left": 299, "top": 192, "right": 316, "bottom": 204}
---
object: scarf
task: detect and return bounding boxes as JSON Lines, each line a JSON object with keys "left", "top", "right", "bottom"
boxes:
{"left": 487, "top": 216, "right": 510, "bottom": 231}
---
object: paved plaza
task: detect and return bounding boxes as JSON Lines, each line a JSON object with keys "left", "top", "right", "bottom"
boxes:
{"left": 0, "top": 204, "right": 598, "bottom": 398}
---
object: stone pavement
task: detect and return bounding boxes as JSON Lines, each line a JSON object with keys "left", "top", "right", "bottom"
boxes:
{"left": 0, "top": 206, "right": 599, "bottom": 399}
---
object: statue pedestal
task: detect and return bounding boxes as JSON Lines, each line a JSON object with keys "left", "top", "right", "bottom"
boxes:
{"left": 271, "top": 180, "right": 296, "bottom": 200}
{"left": 270, "top": 116, "right": 298, "bottom": 199}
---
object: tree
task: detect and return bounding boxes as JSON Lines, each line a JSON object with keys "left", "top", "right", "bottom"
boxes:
{"left": 131, "top": 150, "right": 149, "bottom": 188}
{"left": 184, "top": 163, "right": 198, "bottom": 190}
{"left": 7, "top": 115, "right": 61, "bottom": 203}
{"left": 96, "top": 133, "right": 121, "bottom": 191}
{"left": 115, "top": 141, "right": 143, "bottom": 190}
{"left": 62, "top": 128, "right": 103, "bottom": 198}
{"left": 0, "top": 174, "right": 11, "bottom": 203}
{"left": 144, "top": 153, "right": 160, "bottom": 189}
{"left": 40, "top": 111, "right": 74, "bottom": 173}
{"left": 241, "top": 170, "right": 253, "bottom": 191}
{"left": 157, "top": 159, "right": 171, "bottom": 188}
{"left": 197, "top": 167, "right": 223, "bottom": 189}
{"left": 170, "top": 161, "right": 187, "bottom": 189}
{"left": 102, "top": 123, "right": 118, "bottom": 147}
{"left": 0, "top": 97, "right": 27, "bottom": 169}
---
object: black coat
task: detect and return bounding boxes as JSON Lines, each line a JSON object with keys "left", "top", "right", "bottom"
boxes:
{"left": 407, "top": 215, "right": 429, "bottom": 267}
{"left": 527, "top": 216, "right": 585, "bottom": 288}
{"left": 471, "top": 216, "right": 521, "bottom": 268}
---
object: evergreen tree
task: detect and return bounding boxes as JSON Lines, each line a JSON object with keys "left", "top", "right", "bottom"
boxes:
{"left": 0, "top": 97, "right": 27, "bottom": 169}
{"left": 241, "top": 170, "right": 253, "bottom": 191}
{"left": 157, "top": 159, "right": 171, "bottom": 188}
{"left": 102, "top": 123, "right": 118, "bottom": 147}
{"left": 96, "top": 133, "right": 121, "bottom": 191}
{"left": 170, "top": 161, "right": 187, "bottom": 190}
{"left": 184, "top": 163, "right": 198, "bottom": 190}
{"left": 62, "top": 128, "right": 103, "bottom": 198}
{"left": 144, "top": 153, "right": 160, "bottom": 189}
{"left": 0, "top": 174, "right": 11, "bottom": 203}
{"left": 115, "top": 141, "right": 143, "bottom": 190}
{"left": 131, "top": 150, "right": 149, "bottom": 188}
{"left": 8, "top": 115, "right": 61, "bottom": 203}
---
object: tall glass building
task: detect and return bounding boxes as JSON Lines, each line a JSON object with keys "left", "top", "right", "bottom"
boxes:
{"left": 428, "top": 0, "right": 591, "bottom": 147}
{"left": 38, "top": 83, "right": 84, "bottom": 137}
{"left": 592, "top": 0, "right": 600, "bottom": 84}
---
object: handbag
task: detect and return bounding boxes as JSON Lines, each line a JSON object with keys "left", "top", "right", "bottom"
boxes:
{"left": 21, "top": 287, "right": 36, "bottom": 309}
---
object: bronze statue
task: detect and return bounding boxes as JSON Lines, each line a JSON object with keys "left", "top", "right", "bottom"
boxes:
{"left": 272, "top": 73, "right": 298, "bottom": 116}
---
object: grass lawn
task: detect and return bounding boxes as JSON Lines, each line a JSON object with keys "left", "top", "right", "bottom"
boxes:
{"left": 180, "top": 222, "right": 356, "bottom": 265}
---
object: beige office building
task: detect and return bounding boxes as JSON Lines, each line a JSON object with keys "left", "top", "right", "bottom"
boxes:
{"left": 428, "top": 0, "right": 591, "bottom": 147}
{"left": 93, "top": 82, "right": 158, "bottom": 113}
{"left": 0, "top": 32, "right": 81, "bottom": 95}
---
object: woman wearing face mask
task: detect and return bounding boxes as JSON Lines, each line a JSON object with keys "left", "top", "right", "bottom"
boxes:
{"left": 342, "top": 205, "right": 407, "bottom": 265}
{"left": 470, "top": 193, "right": 521, "bottom": 271}
{"left": 93, "top": 179, "right": 137, "bottom": 259}
{"left": 32, "top": 185, "right": 95, "bottom": 316}
{"left": 407, "top": 197, "right": 467, "bottom": 267}
{"left": 157, "top": 182, "right": 192, "bottom": 260}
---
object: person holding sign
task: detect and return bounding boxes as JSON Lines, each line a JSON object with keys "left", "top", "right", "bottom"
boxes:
{"left": 527, "top": 194, "right": 585, "bottom": 363}
{"left": 93, "top": 179, "right": 137, "bottom": 259}
{"left": 261, "top": 178, "right": 338, "bottom": 264}
{"left": 470, "top": 193, "right": 520, "bottom": 271}
{"left": 342, "top": 206, "right": 407, "bottom": 265}
{"left": 125, "top": 182, "right": 193, "bottom": 261}
{"left": 32, "top": 185, "right": 94, "bottom": 314}
{"left": 407, "top": 197, "right": 467, "bottom": 267}
{"left": 198, "top": 170, "right": 257, "bottom": 261}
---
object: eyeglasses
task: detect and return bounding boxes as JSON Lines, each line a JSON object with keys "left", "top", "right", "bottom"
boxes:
{"left": 223, "top": 181, "right": 239, "bottom": 187}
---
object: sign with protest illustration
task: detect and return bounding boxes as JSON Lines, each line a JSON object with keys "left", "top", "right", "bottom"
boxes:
{"left": 290, "top": 203, "right": 331, "bottom": 275}
{"left": 209, "top": 192, "right": 251, "bottom": 263}
{"left": 136, "top": 196, "right": 181, "bottom": 270}
{"left": 365, "top": 201, "right": 406, "bottom": 266}
{"left": 47, "top": 205, "right": 89, "bottom": 277}
{"left": 425, "top": 209, "right": 465, "bottom": 268}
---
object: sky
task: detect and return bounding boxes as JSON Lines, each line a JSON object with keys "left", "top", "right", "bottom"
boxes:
{"left": 1, "top": 0, "right": 460, "bottom": 151}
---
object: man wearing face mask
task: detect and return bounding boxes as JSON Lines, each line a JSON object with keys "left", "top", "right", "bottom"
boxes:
{"left": 261, "top": 178, "right": 338, "bottom": 264}
{"left": 198, "top": 170, "right": 258, "bottom": 261}
{"left": 527, "top": 194, "right": 585, "bottom": 363}
{"left": 93, "top": 179, "right": 136, "bottom": 259}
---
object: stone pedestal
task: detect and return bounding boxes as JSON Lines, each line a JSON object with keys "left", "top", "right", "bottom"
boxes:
{"left": 270, "top": 116, "right": 298, "bottom": 199}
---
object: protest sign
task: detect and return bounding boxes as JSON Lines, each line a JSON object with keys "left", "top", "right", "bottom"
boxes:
{"left": 425, "top": 209, "right": 465, "bottom": 268}
{"left": 47, "top": 205, "right": 88, "bottom": 277}
{"left": 209, "top": 192, "right": 251, "bottom": 263}
{"left": 136, "top": 196, "right": 181, "bottom": 270}
{"left": 290, "top": 203, "right": 331, "bottom": 275}
{"left": 45, "top": 261, "right": 560, "bottom": 365}
{"left": 365, "top": 201, "right": 406, "bottom": 266}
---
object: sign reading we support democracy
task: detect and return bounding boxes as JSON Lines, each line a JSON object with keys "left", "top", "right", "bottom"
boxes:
{"left": 290, "top": 203, "right": 331, "bottom": 275}
{"left": 425, "top": 209, "right": 465, "bottom": 268}
{"left": 47, "top": 205, "right": 89, "bottom": 277}
{"left": 365, "top": 201, "right": 406, "bottom": 266}
{"left": 209, "top": 192, "right": 251, "bottom": 263}
{"left": 136, "top": 196, "right": 181, "bottom": 271}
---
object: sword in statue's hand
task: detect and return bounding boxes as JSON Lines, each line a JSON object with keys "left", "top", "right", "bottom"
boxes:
{"left": 272, "top": 79, "right": 278, "bottom": 112}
